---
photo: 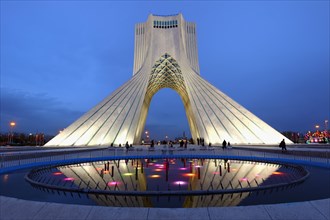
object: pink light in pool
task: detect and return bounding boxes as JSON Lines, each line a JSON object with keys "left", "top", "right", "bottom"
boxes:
{"left": 63, "top": 177, "right": 75, "bottom": 181}
{"left": 240, "top": 177, "right": 248, "bottom": 182}
{"left": 194, "top": 165, "right": 202, "bottom": 168}
{"left": 255, "top": 174, "right": 261, "bottom": 177}
{"left": 107, "top": 181, "right": 120, "bottom": 186}
{"left": 53, "top": 172, "right": 62, "bottom": 176}
{"left": 179, "top": 167, "right": 188, "bottom": 170}
{"left": 213, "top": 172, "right": 220, "bottom": 175}
{"left": 173, "top": 181, "right": 187, "bottom": 185}
{"left": 154, "top": 169, "right": 162, "bottom": 172}
{"left": 154, "top": 164, "right": 164, "bottom": 167}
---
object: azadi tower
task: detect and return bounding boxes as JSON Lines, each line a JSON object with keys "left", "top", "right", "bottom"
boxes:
{"left": 45, "top": 14, "right": 291, "bottom": 147}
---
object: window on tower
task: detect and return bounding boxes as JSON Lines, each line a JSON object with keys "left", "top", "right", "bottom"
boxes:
{"left": 153, "top": 20, "right": 178, "bottom": 29}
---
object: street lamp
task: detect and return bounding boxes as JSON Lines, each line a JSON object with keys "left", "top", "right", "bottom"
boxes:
{"left": 315, "top": 125, "right": 320, "bottom": 130}
{"left": 145, "top": 130, "right": 149, "bottom": 143}
{"left": 9, "top": 121, "right": 16, "bottom": 144}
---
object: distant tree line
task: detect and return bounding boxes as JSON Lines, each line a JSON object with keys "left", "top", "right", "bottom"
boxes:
{"left": 0, "top": 132, "right": 54, "bottom": 146}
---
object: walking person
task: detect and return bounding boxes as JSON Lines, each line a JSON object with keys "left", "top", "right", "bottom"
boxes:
{"left": 279, "top": 139, "right": 287, "bottom": 152}
{"left": 125, "top": 141, "right": 129, "bottom": 151}
{"left": 222, "top": 140, "right": 227, "bottom": 150}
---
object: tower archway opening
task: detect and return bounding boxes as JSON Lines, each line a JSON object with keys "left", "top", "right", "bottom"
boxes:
{"left": 144, "top": 88, "right": 191, "bottom": 143}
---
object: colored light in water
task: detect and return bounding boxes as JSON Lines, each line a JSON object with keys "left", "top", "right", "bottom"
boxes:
{"left": 173, "top": 181, "right": 187, "bottom": 185}
{"left": 123, "top": 173, "right": 133, "bottom": 176}
{"left": 154, "top": 164, "right": 164, "bottom": 167}
{"left": 154, "top": 169, "right": 162, "bottom": 172}
{"left": 255, "top": 174, "right": 261, "bottom": 177}
{"left": 272, "top": 171, "right": 283, "bottom": 175}
{"left": 213, "top": 172, "right": 220, "bottom": 175}
{"left": 149, "top": 175, "right": 161, "bottom": 178}
{"left": 183, "top": 173, "right": 195, "bottom": 177}
{"left": 53, "top": 172, "right": 62, "bottom": 176}
{"left": 231, "top": 168, "right": 237, "bottom": 171}
{"left": 63, "top": 177, "right": 75, "bottom": 181}
{"left": 194, "top": 165, "right": 202, "bottom": 168}
{"left": 96, "top": 168, "right": 103, "bottom": 171}
{"left": 240, "top": 178, "right": 248, "bottom": 181}
{"left": 148, "top": 163, "right": 154, "bottom": 166}
{"left": 107, "top": 181, "right": 120, "bottom": 186}
{"left": 179, "top": 167, "right": 188, "bottom": 170}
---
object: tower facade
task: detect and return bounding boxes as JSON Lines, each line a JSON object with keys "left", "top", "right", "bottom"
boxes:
{"left": 45, "top": 14, "right": 291, "bottom": 147}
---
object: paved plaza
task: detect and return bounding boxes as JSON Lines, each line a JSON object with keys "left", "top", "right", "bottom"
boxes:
{"left": 0, "top": 144, "right": 329, "bottom": 220}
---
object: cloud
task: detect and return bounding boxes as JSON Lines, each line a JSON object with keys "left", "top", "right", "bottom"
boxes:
{"left": 0, "top": 87, "right": 83, "bottom": 135}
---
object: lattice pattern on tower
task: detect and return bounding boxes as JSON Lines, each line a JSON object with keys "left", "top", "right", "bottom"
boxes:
{"left": 147, "top": 53, "right": 188, "bottom": 98}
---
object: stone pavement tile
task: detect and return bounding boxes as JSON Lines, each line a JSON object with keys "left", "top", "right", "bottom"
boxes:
{"left": 208, "top": 205, "right": 271, "bottom": 220}
{"left": 33, "top": 202, "right": 93, "bottom": 220}
{"left": 0, "top": 198, "right": 46, "bottom": 220}
{"left": 310, "top": 199, "right": 330, "bottom": 220}
{"left": 264, "top": 201, "right": 327, "bottom": 220}
{"left": 148, "top": 207, "right": 209, "bottom": 220}
{"left": 0, "top": 196, "right": 15, "bottom": 207}
{"left": 0, "top": 196, "right": 19, "bottom": 220}
{"left": 86, "top": 206, "right": 149, "bottom": 220}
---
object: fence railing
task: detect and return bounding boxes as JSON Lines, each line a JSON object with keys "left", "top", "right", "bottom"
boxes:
{"left": 0, "top": 146, "right": 329, "bottom": 170}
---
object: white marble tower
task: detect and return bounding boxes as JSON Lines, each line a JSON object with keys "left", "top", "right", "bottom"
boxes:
{"left": 45, "top": 14, "right": 291, "bottom": 147}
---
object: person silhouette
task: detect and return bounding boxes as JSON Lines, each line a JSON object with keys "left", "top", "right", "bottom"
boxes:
{"left": 279, "top": 139, "right": 287, "bottom": 152}
{"left": 222, "top": 140, "right": 227, "bottom": 150}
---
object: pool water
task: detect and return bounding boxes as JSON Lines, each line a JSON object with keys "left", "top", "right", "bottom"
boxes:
{"left": 1, "top": 158, "right": 329, "bottom": 208}
{"left": 28, "top": 158, "right": 305, "bottom": 193}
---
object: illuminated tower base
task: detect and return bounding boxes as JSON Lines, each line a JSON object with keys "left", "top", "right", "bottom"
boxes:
{"left": 45, "top": 14, "right": 291, "bottom": 147}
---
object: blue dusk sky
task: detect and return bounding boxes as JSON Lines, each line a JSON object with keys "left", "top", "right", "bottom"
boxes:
{"left": 1, "top": 1, "right": 329, "bottom": 140}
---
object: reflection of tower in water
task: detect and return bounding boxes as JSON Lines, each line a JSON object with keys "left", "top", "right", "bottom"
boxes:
{"left": 182, "top": 159, "right": 279, "bottom": 207}
{"left": 58, "top": 160, "right": 152, "bottom": 207}
{"left": 57, "top": 158, "right": 287, "bottom": 207}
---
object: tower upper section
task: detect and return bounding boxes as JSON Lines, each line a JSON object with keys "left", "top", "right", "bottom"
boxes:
{"left": 133, "top": 14, "right": 200, "bottom": 75}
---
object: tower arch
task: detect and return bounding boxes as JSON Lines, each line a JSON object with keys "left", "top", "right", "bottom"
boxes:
{"left": 135, "top": 53, "right": 199, "bottom": 144}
